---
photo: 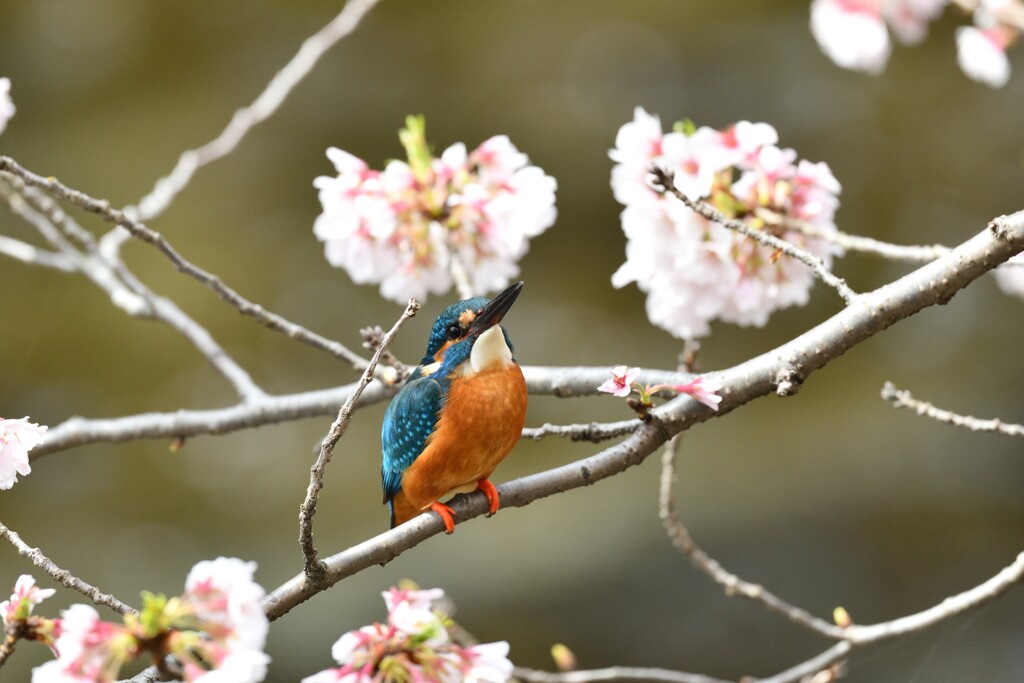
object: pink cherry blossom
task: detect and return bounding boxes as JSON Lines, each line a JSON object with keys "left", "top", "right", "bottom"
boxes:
{"left": 598, "top": 366, "right": 641, "bottom": 397}
{"left": 956, "top": 26, "right": 1011, "bottom": 87}
{"left": 672, "top": 377, "right": 724, "bottom": 411}
{"left": 303, "top": 586, "right": 513, "bottom": 683}
{"left": 314, "top": 118, "right": 556, "bottom": 304}
{"left": 810, "top": 0, "right": 892, "bottom": 74}
{"left": 183, "top": 557, "right": 269, "bottom": 653}
{"left": 32, "top": 604, "right": 136, "bottom": 683}
{"left": 31, "top": 558, "right": 269, "bottom": 683}
{"left": 610, "top": 109, "right": 842, "bottom": 339}
{"left": 0, "top": 78, "right": 13, "bottom": 136}
{"left": 0, "top": 416, "right": 47, "bottom": 490}
{"left": 2, "top": 574, "right": 56, "bottom": 622}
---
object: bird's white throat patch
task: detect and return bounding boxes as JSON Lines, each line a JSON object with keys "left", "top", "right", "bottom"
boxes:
{"left": 469, "top": 325, "right": 514, "bottom": 373}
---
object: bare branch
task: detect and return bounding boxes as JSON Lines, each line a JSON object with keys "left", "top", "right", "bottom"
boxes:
{"left": 1, "top": 176, "right": 267, "bottom": 402}
{"left": 650, "top": 167, "right": 858, "bottom": 305}
{"left": 0, "top": 520, "right": 135, "bottom": 616}
{"left": 882, "top": 381, "right": 1024, "bottom": 437}
{"left": 757, "top": 208, "right": 951, "bottom": 262}
{"left": 130, "top": 0, "right": 385, "bottom": 221}
{"left": 659, "top": 437, "right": 844, "bottom": 638}
{"left": 515, "top": 666, "right": 730, "bottom": 683}
{"left": 521, "top": 419, "right": 642, "bottom": 442}
{"left": 299, "top": 299, "right": 419, "bottom": 580}
{"left": 0, "top": 155, "right": 372, "bottom": 372}
{"left": 0, "top": 235, "right": 75, "bottom": 271}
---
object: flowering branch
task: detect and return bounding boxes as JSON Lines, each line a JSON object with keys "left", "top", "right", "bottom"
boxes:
{"left": 881, "top": 381, "right": 1024, "bottom": 437}
{"left": 129, "top": 0, "right": 385, "bottom": 222}
{"left": 263, "top": 210, "right": 1024, "bottom": 620}
{"left": 649, "top": 166, "right": 858, "bottom": 305}
{"left": 0, "top": 521, "right": 135, "bottom": 616}
{"left": 299, "top": 299, "right": 419, "bottom": 581}
{"left": 0, "top": 155, "right": 373, "bottom": 373}
{"left": 29, "top": 367, "right": 684, "bottom": 459}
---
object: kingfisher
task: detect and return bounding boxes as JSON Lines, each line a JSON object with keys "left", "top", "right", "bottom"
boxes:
{"left": 381, "top": 281, "right": 528, "bottom": 533}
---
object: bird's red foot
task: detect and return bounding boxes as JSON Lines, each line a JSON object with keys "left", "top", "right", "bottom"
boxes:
{"left": 430, "top": 501, "right": 456, "bottom": 534}
{"left": 476, "top": 478, "right": 500, "bottom": 516}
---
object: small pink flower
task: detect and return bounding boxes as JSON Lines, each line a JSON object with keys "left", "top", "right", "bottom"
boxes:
{"left": 32, "top": 604, "right": 136, "bottom": 683}
{"left": 2, "top": 574, "right": 56, "bottom": 622}
{"left": 463, "top": 641, "right": 514, "bottom": 683}
{"left": 0, "top": 416, "right": 47, "bottom": 490}
{"left": 956, "top": 26, "right": 1010, "bottom": 88}
{"left": 810, "top": 0, "right": 892, "bottom": 74}
{"left": 184, "top": 557, "right": 269, "bottom": 652}
{"left": 672, "top": 377, "right": 724, "bottom": 411}
{"left": 598, "top": 366, "right": 641, "bottom": 398}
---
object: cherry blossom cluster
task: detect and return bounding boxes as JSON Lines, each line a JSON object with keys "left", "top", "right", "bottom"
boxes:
{"left": 610, "top": 107, "right": 842, "bottom": 339}
{"left": 0, "top": 416, "right": 47, "bottom": 490}
{"left": 810, "top": 0, "right": 1022, "bottom": 88}
{"left": 30, "top": 557, "right": 270, "bottom": 683}
{"left": 313, "top": 115, "right": 556, "bottom": 303}
{"left": 0, "top": 77, "right": 13, "bottom": 135}
{"left": 598, "top": 365, "right": 723, "bottom": 411}
{"left": 2, "top": 575, "right": 59, "bottom": 655}
{"left": 302, "top": 586, "right": 514, "bottom": 683}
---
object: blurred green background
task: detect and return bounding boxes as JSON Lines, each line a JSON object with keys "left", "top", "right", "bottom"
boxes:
{"left": 2, "top": 1, "right": 1023, "bottom": 681}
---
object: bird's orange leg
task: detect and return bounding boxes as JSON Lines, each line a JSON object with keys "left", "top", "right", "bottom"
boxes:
{"left": 476, "top": 478, "right": 500, "bottom": 516}
{"left": 429, "top": 501, "right": 457, "bottom": 534}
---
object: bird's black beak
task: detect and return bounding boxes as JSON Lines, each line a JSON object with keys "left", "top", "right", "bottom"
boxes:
{"left": 469, "top": 281, "right": 523, "bottom": 337}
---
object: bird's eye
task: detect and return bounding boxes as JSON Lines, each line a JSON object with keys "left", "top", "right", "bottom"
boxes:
{"left": 446, "top": 323, "right": 462, "bottom": 340}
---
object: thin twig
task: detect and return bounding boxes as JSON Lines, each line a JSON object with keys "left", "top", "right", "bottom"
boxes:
{"left": 0, "top": 521, "right": 136, "bottom": 616}
{"left": 1, "top": 178, "right": 267, "bottom": 402}
{"left": 448, "top": 249, "right": 475, "bottom": 299}
{"left": 756, "top": 207, "right": 951, "bottom": 263}
{"left": 0, "top": 155, "right": 372, "bottom": 371}
{"left": 882, "top": 381, "right": 1024, "bottom": 437}
{"left": 0, "top": 234, "right": 75, "bottom": 271}
{"left": 650, "top": 167, "right": 857, "bottom": 305}
{"left": 521, "top": 419, "right": 642, "bottom": 442}
{"left": 514, "top": 666, "right": 730, "bottom": 683}
{"left": 658, "top": 437, "right": 845, "bottom": 638}
{"left": 299, "top": 299, "right": 420, "bottom": 581}
{"left": 129, "top": 0, "right": 385, "bottom": 221}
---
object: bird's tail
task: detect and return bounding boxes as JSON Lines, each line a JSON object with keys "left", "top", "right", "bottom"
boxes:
{"left": 388, "top": 491, "right": 421, "bottom": 529}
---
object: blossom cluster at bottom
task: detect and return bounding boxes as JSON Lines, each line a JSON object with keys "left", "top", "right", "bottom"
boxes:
{"left": 302, "top": 587, "right": 513, "bottom": 683}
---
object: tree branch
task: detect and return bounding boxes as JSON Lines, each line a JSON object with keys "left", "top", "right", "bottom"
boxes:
{"left": 881, "top": 381, "right": 1024, "bottom": 437}
{"left": 0, "top": 155, "right": 372, "bottom": 372}
{"left": 0, "top": 521, "right": 135, "bottom": 616}
{"left": 29, "top": 367, "right": 685, "bottom": 458}
{"left": 658, "top": 437, "right": 844, "bottom": 638}
{"left": 299, "top": 300, "right": 419, "bottom": 580}
{"left": 129, "top": 0, "right": 386, "bottom": 222}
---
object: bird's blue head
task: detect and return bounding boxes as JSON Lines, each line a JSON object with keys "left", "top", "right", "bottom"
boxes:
{"left": 419, "top": 281, "right": 523, "bottom": 376}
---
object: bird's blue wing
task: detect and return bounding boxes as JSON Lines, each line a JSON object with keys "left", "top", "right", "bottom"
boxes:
{"left": 381, "top": 376, "right": 444, "bottom": 503}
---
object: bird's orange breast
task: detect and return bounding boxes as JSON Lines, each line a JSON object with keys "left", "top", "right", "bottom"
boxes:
{"left": 399, "top": 364, "right": 527, "bottom": 512}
